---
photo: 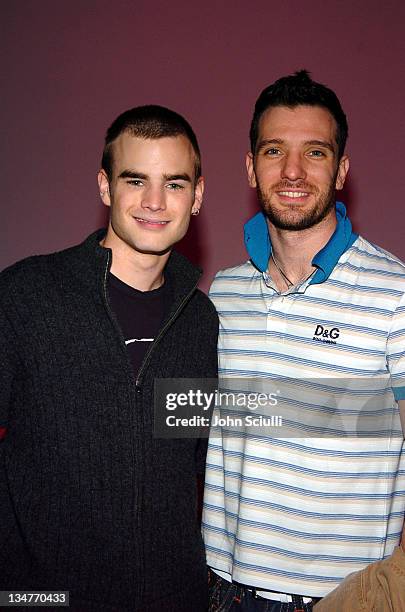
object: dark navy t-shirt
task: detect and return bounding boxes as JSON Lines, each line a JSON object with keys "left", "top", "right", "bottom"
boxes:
{"left": 107, "top": 273, "right": 169, "bottom": 376}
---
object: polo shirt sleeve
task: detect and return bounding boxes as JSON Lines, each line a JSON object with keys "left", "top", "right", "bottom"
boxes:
{"left": 387, "top": 291, "right": 405, "bottom": 401}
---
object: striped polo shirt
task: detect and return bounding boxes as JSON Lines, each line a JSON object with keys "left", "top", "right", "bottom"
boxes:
{"left": 202, "top": 203, "right": 405, "bottom": 598}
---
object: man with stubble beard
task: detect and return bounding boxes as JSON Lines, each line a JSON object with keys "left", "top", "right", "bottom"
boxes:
{"left": 203, "top": 71, "right": 405, "bottom": 611}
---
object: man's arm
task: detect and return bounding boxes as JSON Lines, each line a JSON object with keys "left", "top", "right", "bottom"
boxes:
{"left": 396, "top": 398, "right": 405, "bottom": 553}
{"left": 391, "top": 272, "right": 405, "bottom": 544}
{"left": 0, "top": 303, "right": 20, "bottom": 436}
{"left": 399, "top": 400, "right": 405, "bottom": 439}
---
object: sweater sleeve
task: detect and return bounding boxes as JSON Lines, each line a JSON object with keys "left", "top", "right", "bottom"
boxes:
{"left": 0, "top": 304, "right": 19, "bottom": 431}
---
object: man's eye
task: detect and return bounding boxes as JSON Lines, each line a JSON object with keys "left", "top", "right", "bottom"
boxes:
{"left": 127, "top": 179, "right": 143, "bottom": 186}
{"left": 309, "top": 150, "right": 325, "bottom": 157}
{"left": 167, "top": 183, "right": 184, "bottom": 190}
{"left": 265, "top": 148, "right": 281, "bottom": 156}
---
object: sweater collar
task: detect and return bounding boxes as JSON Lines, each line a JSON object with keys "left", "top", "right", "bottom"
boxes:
{"left": 243, "top": 201, "right": 358, "bottom": 285}
{"left": 73, "top": 229, "right": 201, "bottom": 305}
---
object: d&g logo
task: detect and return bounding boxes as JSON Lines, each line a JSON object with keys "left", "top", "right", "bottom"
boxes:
{"left": 313, "top": 324, "right": 340, "bottom": 344}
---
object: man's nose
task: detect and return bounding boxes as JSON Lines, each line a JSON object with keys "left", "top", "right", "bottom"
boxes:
{"left": 281, "top": 152, "right": 306, "bottom": 182}
{"left": 141, "top": 185, "right": 166, "bottom": 211}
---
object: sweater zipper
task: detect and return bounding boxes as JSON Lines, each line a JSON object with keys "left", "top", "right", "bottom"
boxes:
{"left": 135, "top": 276, "right": 200, "bottom": 389}
{"left": 102, "top": 251, "right": 200, "bottom": 390}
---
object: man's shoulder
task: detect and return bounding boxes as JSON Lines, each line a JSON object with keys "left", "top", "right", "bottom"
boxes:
{"left": 0, "top": 232, "right": 99, "bottom": 300}
{"left": 208, "top": 261, "right": 261, "bottom": 308}
{"left": 0, "top": 254, "right": 59, "bottom": 314}
{"left": 210, "top": 260, "right": 257, "bottom": 290}
{"left": 347, "top": 236, "right": 405, "bottom": 278}
{"left": 0, "top": 252, "right": 57, "bottom": 291}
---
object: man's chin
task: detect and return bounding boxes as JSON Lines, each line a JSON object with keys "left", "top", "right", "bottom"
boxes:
{"left": 266, "top": 213, "right": 322, "bottom": 231}
{"left": 263, "top": 202, "right": 335, "bottom": 232}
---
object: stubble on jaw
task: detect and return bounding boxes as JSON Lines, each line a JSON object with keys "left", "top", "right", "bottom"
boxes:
{"left": 256, "top": 176, "right": 337, "bottom": 232}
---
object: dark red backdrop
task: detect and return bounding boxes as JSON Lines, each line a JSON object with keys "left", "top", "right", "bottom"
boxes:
{"left": 2, "top": 0, "right": 405, "bottom": 291}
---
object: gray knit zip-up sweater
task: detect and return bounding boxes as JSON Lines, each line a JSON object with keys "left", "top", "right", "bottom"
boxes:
{"left": 0, "top": 230, "right": 218, "bottom": 611}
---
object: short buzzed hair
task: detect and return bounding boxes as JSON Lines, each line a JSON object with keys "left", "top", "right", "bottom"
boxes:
{"left": 101, "top": 105, "right": 201, "bottom": 181}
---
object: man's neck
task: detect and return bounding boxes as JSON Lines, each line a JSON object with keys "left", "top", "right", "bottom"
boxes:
{"left": 101, "top": 234, "right": 170, "bottom": 292}
{"left": 268, "top": 211, "right": 337, "bottom": 291}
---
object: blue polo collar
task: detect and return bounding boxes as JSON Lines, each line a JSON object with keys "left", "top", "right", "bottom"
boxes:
{"left": 243, "top": 202, "right": 358, "bottom": 285}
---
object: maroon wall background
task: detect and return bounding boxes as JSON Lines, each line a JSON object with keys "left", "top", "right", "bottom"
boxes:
{"left": 2, "top": 0, "right": 405, "bottom": 291}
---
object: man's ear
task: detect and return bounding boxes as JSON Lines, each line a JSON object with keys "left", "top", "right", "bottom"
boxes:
{"left": 97, "top": 170, "right": 111, "bottom": 207}
{"left": 192, "top": 176, "right": 204, "bottom": 214}
{"left": 246, "top": 152, "right": 257, "bottom": 188}
{"left": 335, "top": 155, "right": 349, "bottom": 191}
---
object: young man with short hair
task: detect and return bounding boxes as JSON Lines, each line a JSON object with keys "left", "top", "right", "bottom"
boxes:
{"left": 203, "top": 71, "right": 405, "bottom": 611}
{"left": 0, "top": 105, "right": 218, "bottom": 611}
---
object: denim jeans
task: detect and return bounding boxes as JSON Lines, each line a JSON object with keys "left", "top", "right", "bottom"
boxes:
{"left": 208, "top": 572, "right": 317, "bottom": 612}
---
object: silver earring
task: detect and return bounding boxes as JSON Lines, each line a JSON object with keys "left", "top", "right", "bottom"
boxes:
{"left": 192, "top": 209, "right": 200, "bottom": 216}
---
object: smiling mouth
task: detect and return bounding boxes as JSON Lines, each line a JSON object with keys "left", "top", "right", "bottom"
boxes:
{"left": 277, "top": 191, "right": 309, "bottom": 198}
{"left": 134, "top": 217, "right": 169, "bottom": 225}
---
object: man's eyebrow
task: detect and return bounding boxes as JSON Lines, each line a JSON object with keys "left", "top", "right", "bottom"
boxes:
{"left": 304, "top": 140, "right": 335, "bottom": 153}
{"left": 163, "top": 173, "right": 192, "bottom": 182}
{"left": 256, "top": 138, "right": 283, "bottom": 152}
{"left": 117, "top": 171, "right": 192, "bottom": 182}
{"left": 118, "top": 170, "right": 148, "bottom": 180}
